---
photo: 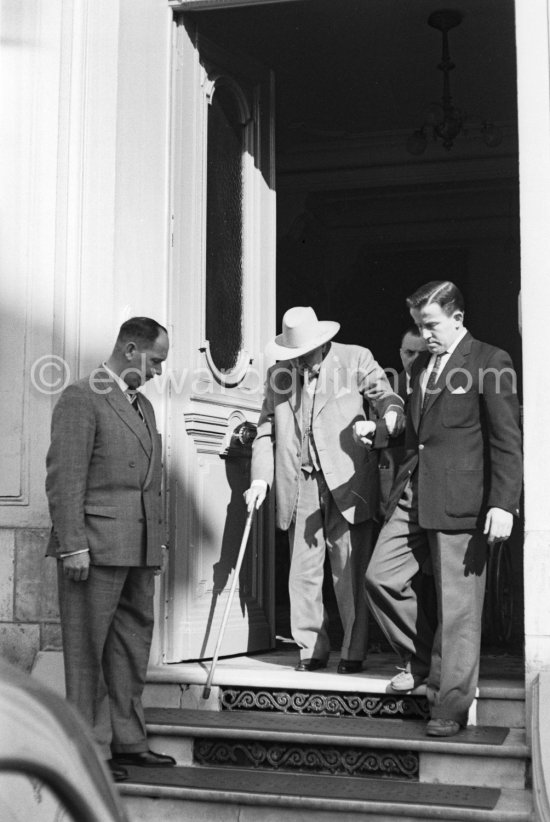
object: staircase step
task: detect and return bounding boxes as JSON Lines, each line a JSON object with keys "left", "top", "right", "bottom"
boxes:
{"left": 475, "top": 682, "right": 526, "bottom": 729}
{"left": 120, "top": 766, "right": 533, "bottom": 822}
{"left": 143, "top": 650, "right": 525, "bottom": 728}
{"left": 144, "top": 708, "right": 528, "bottom": 788}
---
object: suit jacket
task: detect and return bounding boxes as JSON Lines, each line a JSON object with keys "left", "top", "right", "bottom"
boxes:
{"left": 376, "top": 370, "right": 409, "bottom": 517}
{"left": 46, "top": 369, "right": 163, "bottom": 566}
{"left": 251, "top": 342, "right": 404, "bottom": 529}
{"left": 385, "top": 332, "right": 523, "bottom": 530}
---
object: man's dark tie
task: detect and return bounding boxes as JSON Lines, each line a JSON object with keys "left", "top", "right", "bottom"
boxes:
{"left": 128, "top": 392, "right": 145, "bottom": 423}
{"left": 422, "top": 354, "right": 443, "bottom": 411}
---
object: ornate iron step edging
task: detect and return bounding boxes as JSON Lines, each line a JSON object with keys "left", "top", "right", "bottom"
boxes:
{"left": 219, "top": 686, "right": 430, "bottom": 719}
{"left": 194, "top": 737, "right": 419, "bottom": 780}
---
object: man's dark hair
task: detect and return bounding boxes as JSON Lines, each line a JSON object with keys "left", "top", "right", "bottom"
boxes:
{"left": 117, "top": 317, "right": 167, "bottom": 346}
{"left": 406, "top": 281, "right": 465, "bottom": 316}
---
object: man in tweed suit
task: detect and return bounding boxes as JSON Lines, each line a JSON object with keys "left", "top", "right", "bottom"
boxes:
{"left": 46, "top": 317, "right": 174, "bottom": 781}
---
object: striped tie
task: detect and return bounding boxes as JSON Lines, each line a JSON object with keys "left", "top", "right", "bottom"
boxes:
{"left": 422, "top": 354, "right": 443, "bottom": 411}
{"left": 128, "top": 392, "right": 145, "bottom": 423}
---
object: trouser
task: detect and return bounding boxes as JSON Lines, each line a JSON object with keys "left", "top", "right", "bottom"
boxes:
{"left": 365, "top": 478, "right": 487, "bottom": 726}
{"left": 288, "top": 469, "right": 374, "bottom": 662}
{"left": 57, "top": 563, "right": 155, "bottom": 759}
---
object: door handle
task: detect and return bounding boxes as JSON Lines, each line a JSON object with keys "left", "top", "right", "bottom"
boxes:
{"left": 219, "top": 421, "right": 257, "bottom": 460}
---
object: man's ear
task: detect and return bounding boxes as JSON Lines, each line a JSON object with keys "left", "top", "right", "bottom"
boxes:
{"left": 124, "top": 341, "right": 137, "bottom": 360}
{"left": 453, "top": 311, "right": 464, "bottom": 327}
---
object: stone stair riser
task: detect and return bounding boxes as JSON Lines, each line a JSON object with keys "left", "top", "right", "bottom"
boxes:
{"left": 147, "top": 731, "right": 527, "bottom": 789}
{"left": 144, "top": 683, "right": 220, "bottom": 711}
{"left": 420, "top": 752, "right": 527, "bottom": 789}
{"left": 476, "top": 699, "right": 525, "bottom": 729}
{"left": 122, "top": 793, "right": 532, "bottom": 822}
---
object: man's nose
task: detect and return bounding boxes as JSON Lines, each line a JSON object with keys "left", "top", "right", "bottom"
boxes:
{"left": 421, "top": 328, "right": 431, "bottom": 340}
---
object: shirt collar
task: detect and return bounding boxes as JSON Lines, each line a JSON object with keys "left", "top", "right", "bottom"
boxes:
{"left": 102, "top": 362, "right": 135, "bottom": 395}
{"left": 431, "top": 327, "right": 468, "bottom": 362}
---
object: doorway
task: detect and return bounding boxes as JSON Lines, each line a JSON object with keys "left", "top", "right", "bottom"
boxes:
{"left": 174, "top": 0, "right": 523, "bottom": 659}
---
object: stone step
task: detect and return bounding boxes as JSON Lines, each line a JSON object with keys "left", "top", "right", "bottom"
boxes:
{"left": 120, "top": 766, "right": 533, "bottom": 822}
{"left": 144, "top": 673, "right": 525, "bottom": 728}
{"left": 474, "top": 682, "right": 525, "bottom": 729}
{"left": 144, "top": 708, "right": 529, "bottom": 789}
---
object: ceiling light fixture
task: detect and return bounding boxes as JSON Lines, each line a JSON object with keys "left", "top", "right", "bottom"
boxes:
{"left": 407, "top": 9, "right": 503, "bottom": 155}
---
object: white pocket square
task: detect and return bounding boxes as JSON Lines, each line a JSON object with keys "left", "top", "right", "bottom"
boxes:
{"left": 451, "top": 386, "right": 467, "bottom": 394}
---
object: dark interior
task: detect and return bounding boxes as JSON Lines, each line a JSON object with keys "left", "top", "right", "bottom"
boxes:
{"left": 187, "top": 0, "right": 523, "bottom": 652}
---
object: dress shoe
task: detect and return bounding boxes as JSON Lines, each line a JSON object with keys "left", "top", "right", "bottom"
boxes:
{"left": 426, "top": 718, "right": 461, "bottom": 737}
{"left": 112, "top": 749, "right": 176, "bottom": 768}
{"left": 107, "top": 759, "right": 128, "bottom": 782}
{"left": 337, "top": 659, "right": 363, "bottom": 674}
{"left": 389, "top": 669, "right": 426, "bottom": 692}
{"left": 295, "top": 658, "right": 327, "bottom": 672}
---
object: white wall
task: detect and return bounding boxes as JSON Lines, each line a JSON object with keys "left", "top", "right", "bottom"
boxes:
{"left": 516, "top": 0, "right": 550, "bottom": 690}
{"left": 0, "top": 0, "right": 172, "bottom": 529}
{"left": 0, "top": 0, "right": 63, "bottom": 525}
{"left": 0, "top": 0, "right": 173, "bottom": 667}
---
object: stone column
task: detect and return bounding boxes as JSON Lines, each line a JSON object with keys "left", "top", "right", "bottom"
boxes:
{"left": 516, "top": 1, "right": 550, "bottom": 708}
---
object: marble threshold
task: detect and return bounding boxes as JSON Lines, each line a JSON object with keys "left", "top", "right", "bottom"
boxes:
{"left": 148, "top": 641, "right": 525, "bottom": 700}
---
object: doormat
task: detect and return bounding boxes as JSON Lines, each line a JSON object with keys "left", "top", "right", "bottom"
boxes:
{"left": 125, "top": 766, "right": 501, "bottom": 811}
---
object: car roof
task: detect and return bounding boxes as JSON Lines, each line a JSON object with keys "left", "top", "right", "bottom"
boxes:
{"left": 0, "top": 659, "right": 128, "bottom": 822}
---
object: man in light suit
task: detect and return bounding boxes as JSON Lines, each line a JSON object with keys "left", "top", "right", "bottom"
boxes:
{"left": 366, "top": 282, "right": 522, "bottom": 737}
{"left": 46, "top": 317, "right": 175, "bottom": 781}
{"left": 245, "top": 306, "right": 404, "bottom": 673}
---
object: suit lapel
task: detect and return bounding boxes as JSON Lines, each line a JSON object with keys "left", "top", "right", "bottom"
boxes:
{"left": 280, "top": 365, "right": 301, "bottom": 427}
{"left": 421, "top": 332, "right": 472, "bottom": 419}
{"left": 312, "top": 344, "right": 337, "bottom": 420}
{"left": 411, "top": 353, "right": 429, "bottom": 432}
{"left": 140, "top": 400, "right": 158, "bottom": 488}
{"left": 101, "top": 376, "right": 153, "bottom": 457}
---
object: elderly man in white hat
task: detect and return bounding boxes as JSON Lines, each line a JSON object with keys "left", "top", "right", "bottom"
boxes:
{"left": 245, "top": 306, "right": 404, "bottom": 673}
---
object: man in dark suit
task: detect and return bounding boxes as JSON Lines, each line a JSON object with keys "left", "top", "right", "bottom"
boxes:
{"left": 46, "top": 317, "right": 175, "bottom": 780}
{"left": 376, "top": 327, "right": 426, "bottom": 516}
{"left": 366, "top": 281, "right": 522, "bottom": 737}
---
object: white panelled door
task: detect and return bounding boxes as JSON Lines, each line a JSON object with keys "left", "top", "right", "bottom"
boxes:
{"left": 164, "top": 14, "right": 276, "bottom": 661}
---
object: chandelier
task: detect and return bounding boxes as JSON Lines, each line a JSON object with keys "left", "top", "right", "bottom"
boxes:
{"left": 407, "top": 9, "right": 502, "bottom": 154}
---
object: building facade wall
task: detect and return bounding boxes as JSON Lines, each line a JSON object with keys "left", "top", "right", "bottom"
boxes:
{"left": 0, "top": 0, "right": 171, "bottom": 669}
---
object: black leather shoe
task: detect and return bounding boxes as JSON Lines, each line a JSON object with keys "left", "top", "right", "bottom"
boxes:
{"left": 107, "top": 760, "right": 128, "bottom": 782}
{"left": 112, "top": 749, "right": 176, "bottom": 768}
{"left": 337, "top": 659, "right": 363, "bottom": 674}
{"left": 295, "top": 658, "right": 327, "bottom": 672}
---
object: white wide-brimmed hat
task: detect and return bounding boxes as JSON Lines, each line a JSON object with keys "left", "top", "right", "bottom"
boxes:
{"left": 266, "top": 306, "right": 340, "bottom": 360}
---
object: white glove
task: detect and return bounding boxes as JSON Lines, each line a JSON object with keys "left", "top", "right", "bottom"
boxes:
{"left": 484, "top": 507, "right": 513, "bottom": 545}
{"left": 244, "top": 480, "right": 268, "bottom": 512}
{"left": 353, "top": 420, "right": 377, "bottom": 448}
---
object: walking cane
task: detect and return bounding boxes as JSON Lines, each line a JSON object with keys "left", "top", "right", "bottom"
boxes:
{"left": 202, "top": 506, "right": 256, "bottom": 699}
